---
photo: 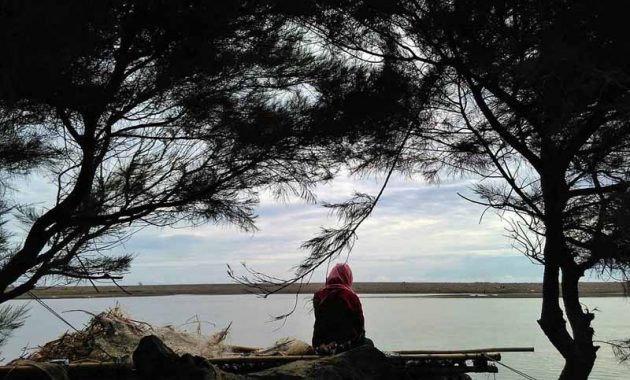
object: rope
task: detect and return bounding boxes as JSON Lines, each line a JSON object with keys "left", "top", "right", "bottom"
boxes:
{"left": 28, "top": 292, "right": 81, "bottom": 334}
{"left": 483, "top": 354, "right": 538, "bottom": 380}
{"left": 27, "top": 291, "right": 118, "bottom": 362}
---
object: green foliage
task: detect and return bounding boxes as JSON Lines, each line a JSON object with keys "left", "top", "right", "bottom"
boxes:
{"left": 241, "top": 1, "right": 630, "bottom": 376}
{"left": 0, "top": 1, "right": 339, "bottom": 303}
{"left": 290, "top": 0, "right": 630, "bottom": 274}
{"left": 0, "top": 304, "right": 28, "bottom": 353}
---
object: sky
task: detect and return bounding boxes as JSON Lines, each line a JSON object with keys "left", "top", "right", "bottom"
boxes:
{"left": 10, "top": 170, "right": 551, "bottom": 285}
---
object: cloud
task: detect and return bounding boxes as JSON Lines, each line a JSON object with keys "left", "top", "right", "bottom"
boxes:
{"left": 6, "top": 170, "right": 542, "bottom": 284}
{"left": 113, "top": 174, "right": 539, "bottom": 284}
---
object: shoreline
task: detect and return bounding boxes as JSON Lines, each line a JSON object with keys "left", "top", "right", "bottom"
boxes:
{"left": 18, "top": 282, "right": 626, "bottom": 300}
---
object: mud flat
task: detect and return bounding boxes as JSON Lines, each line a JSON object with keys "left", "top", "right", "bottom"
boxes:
{"left": 19, "top": 281, "right": 626, "bottom": 299}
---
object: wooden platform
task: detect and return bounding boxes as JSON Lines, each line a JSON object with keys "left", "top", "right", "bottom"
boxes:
{"left": 0, "top": 352, "right": 503, "bottom": 380}
{"left": 0, "top": 346, "right": 537, "bottom": 379}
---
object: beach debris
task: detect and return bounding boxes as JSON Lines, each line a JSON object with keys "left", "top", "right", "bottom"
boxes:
{"left": 208, "top": 322, "right": 231, "bottom": 346}
{"left": 255, "top": 338, "right": 313, "bottom": 356}
{"left": 10, "top": 306, "right": 311, "bottom": 366}
{"left": 19, "top": 306, "right": 147, "bottom": 363}
{"left": 11, "top": 306, "right": 237, "bottom": 364}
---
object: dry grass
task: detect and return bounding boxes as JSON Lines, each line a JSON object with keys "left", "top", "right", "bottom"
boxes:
{"left": 11, "top": 306, "right": 233, "bottom": 364}
{"left": 8, "top": 306, "right": 311, "bottom": 364}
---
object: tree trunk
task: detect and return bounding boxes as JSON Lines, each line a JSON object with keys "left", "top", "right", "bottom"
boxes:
{"left": 537, "top": 255, "right": 574, "bottom": 373}
{"left": 558, "top": 268, "right": 598, "bottom": 380}
{"left": 536, "top": 228, "right": 597, "bottom": 377}
{"left": 537, "top": 162, "right": 596, "bottom": 379}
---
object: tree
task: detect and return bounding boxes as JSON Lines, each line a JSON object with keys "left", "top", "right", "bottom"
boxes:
{"left": 0, "top": 1, "right": 336, "bottom": 304}
{"left": 235, "top": 1, "right": 630, "bottom": 378}
{"left": 0, "top": 200, "right": 28, "bottom": 353}
{"left": 0, "top": 100, "right": 57, "bottom": 351}
{"left": 0, "top": 303, "right": 27, "bottom": 358}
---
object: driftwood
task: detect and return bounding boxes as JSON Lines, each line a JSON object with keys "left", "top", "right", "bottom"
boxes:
{"left": 226, "top": 345, "right": 261, "bottom": 354}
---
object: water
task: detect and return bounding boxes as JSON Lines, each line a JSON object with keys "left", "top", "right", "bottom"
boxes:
{"left": 2, "top": 294, "right": 629, "bottom": 379}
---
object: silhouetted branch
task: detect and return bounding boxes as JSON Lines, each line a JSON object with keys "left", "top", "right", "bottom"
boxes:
{"left": 230, "top": 129, "right": 413, "bottom": 296}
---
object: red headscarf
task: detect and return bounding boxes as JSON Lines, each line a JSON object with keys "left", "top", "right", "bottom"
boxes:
{"left": 325, "top": 263, "right": 354, "bottom": 289}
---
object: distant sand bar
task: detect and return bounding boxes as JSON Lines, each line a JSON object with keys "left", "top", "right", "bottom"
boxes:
{"left": 20, "top": 282, "right": 626, "bottom": 299}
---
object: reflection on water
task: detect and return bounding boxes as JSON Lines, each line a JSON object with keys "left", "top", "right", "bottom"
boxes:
{"left": 2, "top": 295, "right": 629, "bottom": 379}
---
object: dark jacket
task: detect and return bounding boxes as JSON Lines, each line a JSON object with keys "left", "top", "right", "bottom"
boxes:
{"left": 312, "top": 286, "right": 365, "bottom": 347}
{"left": 312, "top": 263, "right": 365, "bottom": 348}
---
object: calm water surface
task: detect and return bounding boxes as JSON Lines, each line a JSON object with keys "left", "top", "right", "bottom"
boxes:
{"left": 2, "top": 294, "right": 629, "bottom": 379}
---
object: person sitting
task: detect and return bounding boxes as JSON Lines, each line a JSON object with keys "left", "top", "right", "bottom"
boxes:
{"left": 312, "top": 263, "right": 371, "bottom": 355}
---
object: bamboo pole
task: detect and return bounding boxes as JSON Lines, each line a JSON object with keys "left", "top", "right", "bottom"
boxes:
{"left": 394, "top": 352, "right": 501, "bottom": 361}
{"left": 394, "top": 346, "right": 534, "bottom": 354}
{"left": 207, "top": 355, "right": 319, "bottom": 363}
{"left": 217, "top": 346, "right": 535, "bottom": 355}
{"left": 205, "top": 352, "right": 502, "bottom": 363}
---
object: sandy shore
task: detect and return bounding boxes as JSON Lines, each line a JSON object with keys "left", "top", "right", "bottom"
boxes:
{"left": 19, "top": 282, "right": 626, "bottom": 299}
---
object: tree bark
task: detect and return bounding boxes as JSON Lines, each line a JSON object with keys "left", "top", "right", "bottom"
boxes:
{"left": 537, "top": 158, "right": 597, "bottom": 379}
{"left": 558, "top": 267, "right": 598, "bottom": 380}
{"left": 537, "top": 252, "right": 574, "bottom": 366}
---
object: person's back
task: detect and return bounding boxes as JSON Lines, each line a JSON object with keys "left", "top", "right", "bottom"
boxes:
{"left": 312, "top": 263, "right": 367, "bottom": 354}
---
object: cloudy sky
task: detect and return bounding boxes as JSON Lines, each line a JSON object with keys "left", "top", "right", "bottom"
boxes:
{"left": 10, "top": 169, "right": 555, "bottom": 285}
